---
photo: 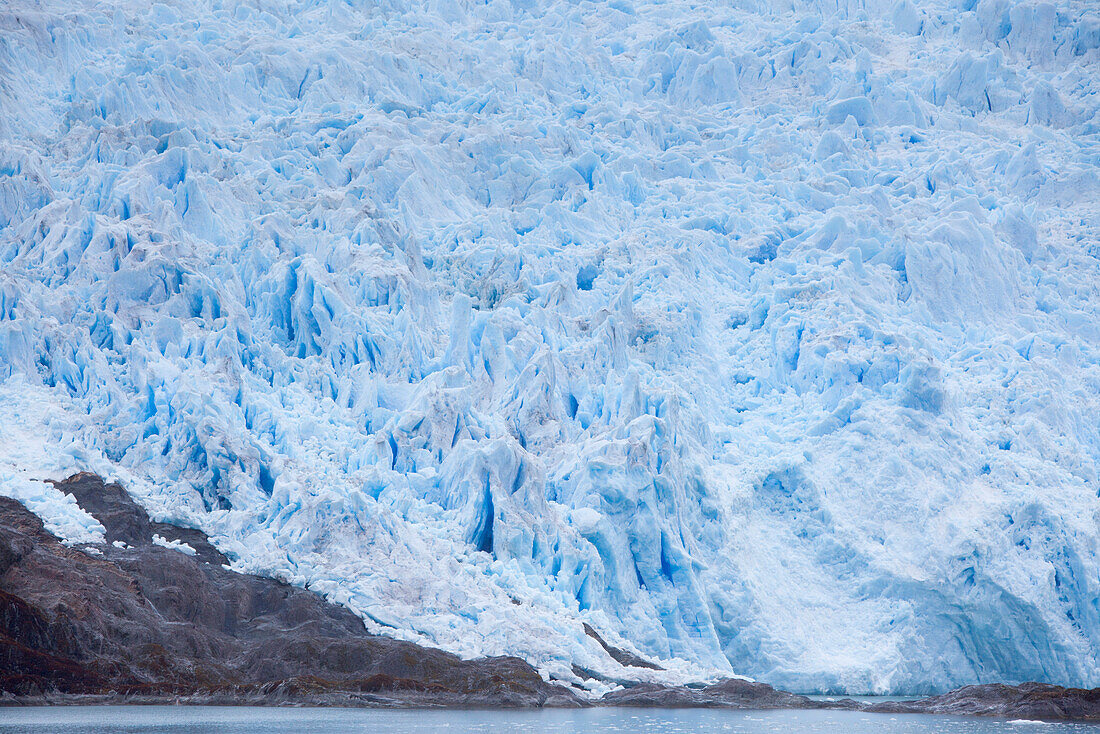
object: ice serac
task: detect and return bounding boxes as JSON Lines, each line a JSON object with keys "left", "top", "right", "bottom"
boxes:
{"left": 1, "top": 0, "right": 1099, "bottom": 695}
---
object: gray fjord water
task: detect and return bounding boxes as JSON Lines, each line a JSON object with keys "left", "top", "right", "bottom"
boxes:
{"left": 1, "top": 707, "right": 1098, "bottom": 734}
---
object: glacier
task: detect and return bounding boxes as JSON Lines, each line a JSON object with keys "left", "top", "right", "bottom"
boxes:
{"left": 2, "top": 0, "right": 1100, "bottom": 695}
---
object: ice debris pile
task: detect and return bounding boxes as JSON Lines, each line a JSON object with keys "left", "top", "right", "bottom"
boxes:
{"left": 2, "top": 0, "right": 1100, "bottom": 695}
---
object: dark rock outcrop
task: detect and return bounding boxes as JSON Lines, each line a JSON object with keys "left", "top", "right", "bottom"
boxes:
{"left": 598, "top": 679, "right": 1100, "bottom": 720}
{"left": 47, "top": 474, "right": 228, "bottom": 566}
{"left": 0, "top": 474, "right": 578, "bottom": 707}
{"left": 867, "top": 682, "right": 1100, "bottom": 721}
{"left": 600, "top": 678, "right": 817, "bottom": 709}
{"left": 583, "top": 623, "right": 663, "bottom": 671}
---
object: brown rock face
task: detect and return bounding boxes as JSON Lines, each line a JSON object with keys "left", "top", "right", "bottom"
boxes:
{"left": 599, "top": 678, "right": 817, "bottom": 709}
{"left": 867, "top": 682, "right": 1100, "bottom": 721}
{"left": 0, "top": 474, "right": 577, "bottom": 706}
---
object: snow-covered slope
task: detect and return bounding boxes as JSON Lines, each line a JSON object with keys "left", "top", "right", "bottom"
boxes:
{"left": 2, "top": 0, "right": 1099, "bottom": 694}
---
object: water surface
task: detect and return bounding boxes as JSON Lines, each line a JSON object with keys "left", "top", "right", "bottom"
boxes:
{"left": 0, "top": 706, "right": 1095, "bottom": 733}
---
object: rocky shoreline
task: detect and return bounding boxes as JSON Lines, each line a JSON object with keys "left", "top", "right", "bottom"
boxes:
{"left": 3, "top": 474, "right": 1099, "bottom": 721}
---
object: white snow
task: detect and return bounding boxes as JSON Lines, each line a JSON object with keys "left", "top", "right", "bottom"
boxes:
{"left": 151, "top": 534, "right": 197, "bottom": 556}
{"left": 0, "top": 378, "right": 105, "bottom": 546}
{"left": 1, "top": 0, "right": 1099, "bottom": 694}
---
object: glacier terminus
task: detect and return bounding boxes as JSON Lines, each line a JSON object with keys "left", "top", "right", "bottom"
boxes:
{"left": 2, "top": 0, "right": 1100, "bottom": 697}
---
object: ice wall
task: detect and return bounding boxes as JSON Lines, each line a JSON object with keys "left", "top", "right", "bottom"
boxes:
{"left": 1, "top": 0, "right": 1099, "bottom": 693}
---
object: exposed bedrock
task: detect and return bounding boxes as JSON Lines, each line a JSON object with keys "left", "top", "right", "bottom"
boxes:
{"left": 867, "top": 682, "right": 1100, "bottom": 721}
{"left": 600, "top": 678, "right": 818, "bottom": 709}
{"left": 0, "top": 474, "right": 577, "bottom": 706}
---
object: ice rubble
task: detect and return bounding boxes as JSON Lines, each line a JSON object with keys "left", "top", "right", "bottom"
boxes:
{"left": 1, "top": 0, "right": 1099, "bottom": 694}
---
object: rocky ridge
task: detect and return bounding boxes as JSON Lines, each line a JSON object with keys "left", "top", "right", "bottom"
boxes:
{"left": 0, "top": 474, "right": 576, "bottom": 707}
